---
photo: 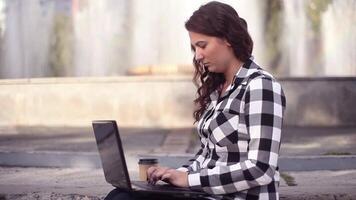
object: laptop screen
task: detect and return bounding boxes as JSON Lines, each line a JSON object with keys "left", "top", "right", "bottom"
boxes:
{"left": 92, "top": 120, "right": 131, "bottom": 190}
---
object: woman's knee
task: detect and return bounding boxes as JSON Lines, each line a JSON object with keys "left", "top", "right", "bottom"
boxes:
{"left": 104, "top": 188, "right": 134, "bottom": 200}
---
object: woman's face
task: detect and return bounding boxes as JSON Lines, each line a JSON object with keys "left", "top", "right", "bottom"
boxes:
{"left": 189, "top": 31, "right": 235, "bottom": 73}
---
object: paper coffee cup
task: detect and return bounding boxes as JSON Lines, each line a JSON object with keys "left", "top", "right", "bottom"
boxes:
{"left": 138, "top": 158, "right": 158, "bottom": 181}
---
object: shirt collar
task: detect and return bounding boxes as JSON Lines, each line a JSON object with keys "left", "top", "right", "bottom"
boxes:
{"left": 233, "top": 57, "right": 259, "bottom": 86}
{"left": 209, "top": 57, "right": 259, "bottom": 103}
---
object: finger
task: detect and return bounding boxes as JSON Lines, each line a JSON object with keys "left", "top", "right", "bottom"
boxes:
{"left": 161, "top": 173, "right": 171, "bottom": 182}
{"left": 147, "top": 167, "right": 158, "bottom": 181}
{"left": 166, "top": 169, "right": 176, "bottom": 173}
{"left": 153, "top": 168, "right": 169, "bottom": 180}
{"left": 150, "top": 167, "right": 166, "bottom": 182}
{"left": 151, "top": 167, "right": 168, "bottom": 182}
{"left": 146, "top": 166, "right": 156, "bottom": 176}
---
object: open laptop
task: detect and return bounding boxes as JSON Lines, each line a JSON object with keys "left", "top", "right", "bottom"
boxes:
{"left": 92, "top": 120, "right": 211, "bottom": 199}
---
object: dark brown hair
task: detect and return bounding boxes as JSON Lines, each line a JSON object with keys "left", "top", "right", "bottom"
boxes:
{"left": 185, "top": 1, "right": 254, "bottom": 123}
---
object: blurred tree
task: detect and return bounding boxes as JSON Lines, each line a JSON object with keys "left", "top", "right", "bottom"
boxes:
{"left": 263, "top": 0, "right": 285, "bottom": 76}
{"left": 305, "top": 0, "right": 333, "bottom": 75}
{"left": 48, "top": 14, "right": 74, "bottom": 77}
{"left": 0, "top": 2, "right": 5, "bottom": 77}
{"left": 306, "top": 0, "right": 333, "bottom": 33}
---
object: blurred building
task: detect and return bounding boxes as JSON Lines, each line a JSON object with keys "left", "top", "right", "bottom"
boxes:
{"left": 0, "top": 0, "right": 355, "bottom": 78}
{"left": 0, "top": 0, "right": 355, "bottom": 128}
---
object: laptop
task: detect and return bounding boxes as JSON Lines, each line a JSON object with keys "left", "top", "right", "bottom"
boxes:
{"left": 92, "top": 120, "right": 211, "bottom": 199}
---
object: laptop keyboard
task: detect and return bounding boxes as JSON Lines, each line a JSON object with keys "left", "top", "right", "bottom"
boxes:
{"left": 131, "top": 181, "right": 216, "bottom": 199}
{"left": 132, "top": 181, "right": 200, "bottom": 193}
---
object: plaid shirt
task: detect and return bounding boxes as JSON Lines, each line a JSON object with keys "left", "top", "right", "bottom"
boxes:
{"left": 178, "top": 59, "right": 286, "bottom": 200}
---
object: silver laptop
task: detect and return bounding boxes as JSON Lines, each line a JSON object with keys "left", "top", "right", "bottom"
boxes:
{"left": 92, "top": 120, "right": 211, "bottom": 199}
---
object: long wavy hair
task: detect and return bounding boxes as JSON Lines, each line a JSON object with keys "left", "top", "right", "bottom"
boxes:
{"left": 185, "top": 1, "right": 254, "bottom": 123}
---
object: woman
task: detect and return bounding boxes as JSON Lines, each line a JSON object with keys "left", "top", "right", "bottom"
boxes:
{"left": 107, "top": 1, "right": 286, "bottom": 200}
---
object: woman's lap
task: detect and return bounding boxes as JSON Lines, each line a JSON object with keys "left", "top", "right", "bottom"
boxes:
{"left": 104, "top": 188, "right": 202, "bottom": 200}
{"left": 104, "top": 188, "right": 135, "bottom": 200}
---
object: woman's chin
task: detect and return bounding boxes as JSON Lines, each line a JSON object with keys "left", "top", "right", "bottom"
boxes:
{"left": 208, "top": 67, "right": 222, "bottom": 73}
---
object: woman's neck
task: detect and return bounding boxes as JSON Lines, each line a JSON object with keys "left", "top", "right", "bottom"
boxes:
{"left": 223, "top": 59, "right": 243, "bottom": 85}
{"left": 218, "top": 59, "right": 244, "bottom": 97}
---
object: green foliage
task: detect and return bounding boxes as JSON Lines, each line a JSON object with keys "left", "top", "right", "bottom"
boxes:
{"left": 263, "top": 0, "right": 284, "bottom": 74}
{"left": 323, "top": 151, "right": 352, "bottom": 155}
{"left": 306, "top": 0, "right": 333, "bottom": 33}
{"left": 280, "top": 172, "right": 297, "bottom": 186}
{"left": 48, "top": 14, "right": 74, "bottom": 77}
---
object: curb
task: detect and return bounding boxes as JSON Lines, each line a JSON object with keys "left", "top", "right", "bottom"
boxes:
{"left": 0, "top": 151, "right": 355, "bottom": 171}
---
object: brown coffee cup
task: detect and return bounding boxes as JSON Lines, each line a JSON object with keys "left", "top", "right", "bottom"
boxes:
{"left": 138, "top": 158, "right": 158, "bottom": 181}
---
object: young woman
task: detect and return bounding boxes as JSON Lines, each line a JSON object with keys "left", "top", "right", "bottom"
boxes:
{"left": 147, "top": 1, "right": 286, "bottom": 200}
{"left": 107, "top": 1, "right": 286, "bottom": 200}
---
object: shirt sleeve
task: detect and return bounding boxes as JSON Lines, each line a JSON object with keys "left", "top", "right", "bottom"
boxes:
{"left": 187, "top": 77, "right": 286, "bottom": 194}
{"left": 177, "top": 138, "right": 206, "bottom": 172}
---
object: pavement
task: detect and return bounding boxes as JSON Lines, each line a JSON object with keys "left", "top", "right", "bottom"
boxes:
{"left": 0, "top": 126, "right": 355, "bottom": 199}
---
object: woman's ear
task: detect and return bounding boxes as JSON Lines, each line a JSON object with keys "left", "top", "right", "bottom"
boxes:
{"left": 224, "top": 39, "right": 232, "bottom": 47}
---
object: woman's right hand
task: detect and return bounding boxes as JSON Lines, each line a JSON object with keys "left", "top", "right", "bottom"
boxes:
{"left": 146, "top": 166, "right": 189, "bottom": 187}
{"left": 146, "top": 166, "right": 170, "bottom": 185}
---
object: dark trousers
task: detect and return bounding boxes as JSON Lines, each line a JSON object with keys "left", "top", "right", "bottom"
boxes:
{"left": 105, "top": 188, "right": 135, "bottom": 200}
{"left": 104, "top": 188, "right": 210, "bottom": 200}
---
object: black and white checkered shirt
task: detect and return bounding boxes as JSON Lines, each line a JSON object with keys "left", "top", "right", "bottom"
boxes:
{"left": 178, "top": 59, "right": 286, "bottom": 200}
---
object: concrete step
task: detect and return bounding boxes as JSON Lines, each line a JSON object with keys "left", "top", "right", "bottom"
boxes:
{"left": 0, "top": 167, "right": 355, "bottom": 200}
{"left": 0, "top": 151, "right": 355, "bottom": 172}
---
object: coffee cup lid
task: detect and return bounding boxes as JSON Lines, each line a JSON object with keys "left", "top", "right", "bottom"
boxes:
{"left": 138, "top": 158, "right": 158, "bottom": 164}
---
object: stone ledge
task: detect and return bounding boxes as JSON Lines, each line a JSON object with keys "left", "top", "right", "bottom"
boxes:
{"left": 0, "top": 75, "right": 192, "bottom": 85}
{"left": 0, "top": 76, "right": 355, "bottom": 127}
{"left": 1, "top": 151, "right": 355, "bottom": 171}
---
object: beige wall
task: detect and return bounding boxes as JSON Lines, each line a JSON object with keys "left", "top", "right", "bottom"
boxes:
{"left": 0, "top": 76, "right": 355, "bottom": 128}
{"left": 0, "top": 76, "right": 196, "bottom": 128}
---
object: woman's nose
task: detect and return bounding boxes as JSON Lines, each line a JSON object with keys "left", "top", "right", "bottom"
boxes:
{"left": 195, "top": 50, "right": 204, "bottom": 62}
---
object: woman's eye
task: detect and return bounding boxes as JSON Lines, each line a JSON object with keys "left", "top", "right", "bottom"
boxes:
{"left": 198, "top": 43, "right": 207, "bottom": 49}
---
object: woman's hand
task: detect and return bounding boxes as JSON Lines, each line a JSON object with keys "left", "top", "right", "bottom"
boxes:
{"left": 146, "top": 166, "right": 189, "bottom": 187}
